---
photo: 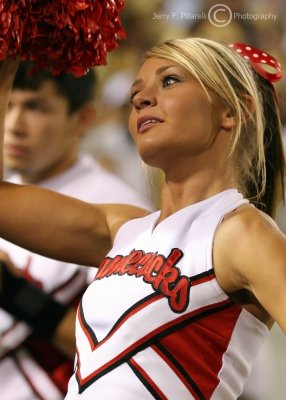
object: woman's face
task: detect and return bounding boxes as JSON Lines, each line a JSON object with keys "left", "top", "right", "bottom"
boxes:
{"left": 129, "top": 57, "right": 231, "bottom": 172}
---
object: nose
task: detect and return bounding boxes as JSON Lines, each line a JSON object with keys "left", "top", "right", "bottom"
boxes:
{"left": 132, "top": 87, "right": 157, "bottom": 111}
{"left": 5, "top": 106, "right": 27, "bottom": 137}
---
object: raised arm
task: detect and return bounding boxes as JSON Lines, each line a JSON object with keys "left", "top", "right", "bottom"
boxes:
{"left": 214, "top": 205, "right": 286, "bottom": 334}
{"left": 0, "top": 61, "right": 148, "bottom": 267}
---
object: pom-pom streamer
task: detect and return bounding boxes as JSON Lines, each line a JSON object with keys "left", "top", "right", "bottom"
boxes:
{"left": 0, "top": 0, "right": 126, "bottom": 76}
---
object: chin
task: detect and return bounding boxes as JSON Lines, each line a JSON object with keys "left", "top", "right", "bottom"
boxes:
{"left": 138, "top": 153, "right": 165, "bottom": 171}
{"left": 4, "top": 162, "right": 25, "bottom": 174}
{"left": 137, "top": 147, "right": 156, "bottom": 166}
{"left": 137, "top": 143, "right": 172, "bottom": 170}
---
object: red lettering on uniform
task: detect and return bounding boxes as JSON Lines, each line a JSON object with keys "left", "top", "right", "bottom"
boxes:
{"left": 126, "top": 252, "right": 154, "bottom": 275}
{"left": 142, "top": 256, "right": 164, "bottom": 282}
{"left": 169, "top": 276, "right": 190, "bottom": 312}
{"left": 96, "top": 257, "right": 113, "bottom": 279}
{"left": 134, "top": 253, "right": 158, "bottom": 278}
{"left": 152, "top": 249, "right": 182, "bottom": 290}
{"left": 96, "top": 248, "right": 191, "bottom": 313}
{"left": 119, "top": 250, "right": 144, "bottom": 274}
{"left": 104, "top": 255, "right": 125, "bottom": 276}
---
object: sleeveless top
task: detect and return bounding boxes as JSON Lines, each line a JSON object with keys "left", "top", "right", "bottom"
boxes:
{"left": 66, "top": 189, "right": 269, "bottom": 400}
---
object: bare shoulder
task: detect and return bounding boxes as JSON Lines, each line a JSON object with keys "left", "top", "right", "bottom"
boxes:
{"left": 95, "top": 203, "right": 151, "bottom": 242}
{"left": 217, "top": 203, "right": 279, "bottom": 242}
{"left": 214, "top": 203, "right": 285, "bottom": 292}
{"left": 214, "top": 203, "right": 286, "bottom": 332}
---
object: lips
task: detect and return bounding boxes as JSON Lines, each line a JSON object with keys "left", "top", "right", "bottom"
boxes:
{"left": 5, "top": 144, "right": 28, "bottom": 158}
{"left": 137, "top": 116, "right": 163, "bottom": 133}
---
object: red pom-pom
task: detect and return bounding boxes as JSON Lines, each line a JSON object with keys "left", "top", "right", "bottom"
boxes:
{"left": 0, "top": 0, "right": 126, "bottom": 76}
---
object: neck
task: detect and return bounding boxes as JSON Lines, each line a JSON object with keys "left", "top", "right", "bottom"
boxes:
{"left": 158, "top": 159, "right": 236, "bottom": 221}
{"left": 21, "top": 147, "right": 79, "bottom": 184}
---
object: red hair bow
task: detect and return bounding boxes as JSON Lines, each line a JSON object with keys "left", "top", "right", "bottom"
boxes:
{"left": 229, "top": 43, "right": 282, "bottom": 83}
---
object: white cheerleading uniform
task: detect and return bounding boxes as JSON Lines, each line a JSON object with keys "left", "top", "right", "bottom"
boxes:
{"left": 0, "top": 154, "right": 151, "bottom": 400}
{"left": 66, "top": 189, "right": 269, "bottom": 400}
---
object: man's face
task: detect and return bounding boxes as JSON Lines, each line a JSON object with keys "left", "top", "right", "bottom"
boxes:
{"left": 4, "top": 80, "right": 80, "bottom": 183}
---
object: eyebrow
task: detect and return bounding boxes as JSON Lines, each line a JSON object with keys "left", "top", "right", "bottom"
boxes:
{"left": 131, "top": 64, "right": 179, "bottom": 89}
{"left": 24, "top": 97, "right": 49, "bottom": 104}
{"left": 16, "top": 94, "right": 54, "bottom": 107}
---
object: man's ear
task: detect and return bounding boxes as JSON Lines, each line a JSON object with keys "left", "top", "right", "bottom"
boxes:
{"left": 75, "top": 102, "right": 96, "bottom": 137}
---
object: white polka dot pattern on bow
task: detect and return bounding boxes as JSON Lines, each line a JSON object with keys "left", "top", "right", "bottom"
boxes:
{"left": 229, "top": 43, "right": 282, "bottom": 83}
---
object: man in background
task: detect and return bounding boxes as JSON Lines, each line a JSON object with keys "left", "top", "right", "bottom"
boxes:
{"left": 0, "top": 62, "right": 151, "bottom": 400}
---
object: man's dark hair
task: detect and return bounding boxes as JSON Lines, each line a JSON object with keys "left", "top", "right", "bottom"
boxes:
{"left": 13, "top": 61, "right": 97, "bottom": 113}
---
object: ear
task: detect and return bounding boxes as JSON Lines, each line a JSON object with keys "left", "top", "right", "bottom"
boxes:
{"left": 240, "top": 94, "right": 256, "bottom": 124}
{"left": 220, "top": 94, "right": 255, "bottom": 130}
{"left": 74, "top": 102, "right": 96, "bottom": 137}
{"left": 221, "top": 107, "right": 237, "bottom": 131}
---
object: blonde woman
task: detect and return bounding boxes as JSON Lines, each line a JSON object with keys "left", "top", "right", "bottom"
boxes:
{"left": 0, "top": 37, "right": 285, "bottom": 399}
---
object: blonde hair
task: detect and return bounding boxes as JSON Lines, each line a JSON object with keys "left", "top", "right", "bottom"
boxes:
{"left": 145, "top": 37, "right": 284, "bottom": 215}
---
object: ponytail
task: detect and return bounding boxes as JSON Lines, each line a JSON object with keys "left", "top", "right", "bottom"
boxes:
{"left": 246, "top": 75, "right": 285, "bottom": 217}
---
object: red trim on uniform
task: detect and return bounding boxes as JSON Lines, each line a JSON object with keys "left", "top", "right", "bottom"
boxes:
{"left": 101, "top": 294, "right": 164, "bottom": 344}
{"left": 79, "top": 292, "right": 164, "bottom": 352}
{"left": 158, "top": 303, "right": 242, "bottom": 399}
{"left": 191, "top": 272, "right": 215, "bottom": 286}
{"left": 0, "top": 320, "right": 22, "bottom": 341}
{"left": 76, "top": 298, "right": 233, "bottom": 388}
{"left": 25, "top": 335, "right": 73, "bottom": 394}
{"left": 77, "top": 304, "right": 95, "bottom": 350}
{"left": 152, "top": 344, "right": 202, "bottom": 399}
{"left": 51, "top": 269, "right": 86, "bottom": 297}
{"left": 0, "top": 321, "right": 25, "bottom": 361}
{"left": 129, "top": 357, "right": 168, "bottom": 400}
{"left": 13, "top": 353, "right": 46, "bottom": 400}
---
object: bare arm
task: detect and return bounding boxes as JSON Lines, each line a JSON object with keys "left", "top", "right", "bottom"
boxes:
{"left": 0, "top": 182, "right": 109, "bottom": 265}
{"left": 214, "top": 205, "right": 286, "bottom": 334}
{"left": 53, "top": 308, "right": 77, "bottom": 359}
{"left": 0, "top": 61, "right": 149, "bottom": 267}
{"left": 0, "top": 182, "right": 148, "bottom": 266}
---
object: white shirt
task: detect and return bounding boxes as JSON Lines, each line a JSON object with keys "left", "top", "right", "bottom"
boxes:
{"left": 0, "top": 154, "right": 152, "bottom": 400}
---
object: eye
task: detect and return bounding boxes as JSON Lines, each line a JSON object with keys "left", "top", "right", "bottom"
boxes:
{"left": 130, "top": 91, "right": 138, "bottom": 105}
{"left": 7, "top": 102, "right": 14, "bottom": 111}
{"left": 162, "top": 75, "right": 180, "bottom": 87}
{"left": 26, "top": 101, "right": 50, "bottom": 113}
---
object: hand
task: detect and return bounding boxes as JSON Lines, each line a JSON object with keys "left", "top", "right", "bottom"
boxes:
{"left": 0, "top": 58, "right": 20, "bottom": 179}
{"left": 0, "top": 252, "right": 69, "bottom": 338}
{"left": 0, "top": 251, "right": 20, "bottom": 300}
{"left": 0, "top": 250, "right": 21, "bottom": 280}
{"left": 0, "top": 58, "right": 20, "bottom": 95}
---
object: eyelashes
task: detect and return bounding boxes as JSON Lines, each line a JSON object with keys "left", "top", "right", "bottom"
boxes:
{"left": 130, "top": 75, "right": 183, "bottom": 105}
{"left": 161, "top": 75, "right": 181, "bottom": 87}
{"left": 130, "top": 92, "right": 137, "bottom": 105}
